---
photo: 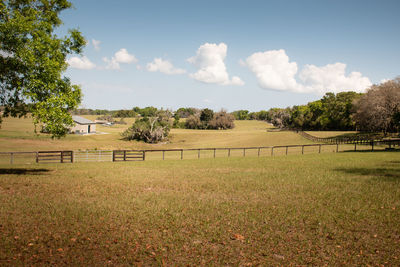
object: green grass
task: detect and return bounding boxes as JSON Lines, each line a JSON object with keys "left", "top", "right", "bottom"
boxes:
{"left": 0, "top": 117, "right": 314, "bottom": 152}
{"left": 1, "top": 152, "right": 399, "bottom": 265}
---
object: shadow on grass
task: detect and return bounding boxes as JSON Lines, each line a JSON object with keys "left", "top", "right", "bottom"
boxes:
{"left": 335, "top": 162, "right": 400, "bottom": 182}
{"left": 341, "top": 149, "right": 400, "bottom": 153}
{"left": 0, "top": 168, "right": 51, "bottom": 175}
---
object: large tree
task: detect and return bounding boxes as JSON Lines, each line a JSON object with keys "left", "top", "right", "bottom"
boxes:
{"left": 354, "top": 78, "right": 400, "bottom": 134}
{"left": 0, "top": 0, "right": 85, "bottom": 138}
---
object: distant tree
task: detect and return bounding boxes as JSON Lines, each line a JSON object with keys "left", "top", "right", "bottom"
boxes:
{"left": 209, "top": 110, "right": 235, "bottom": 129}
{"left": 185, "top": 114, "right": 201, "bottom": 129}
{"left": 122, "top": 110, "right": 171, "bottom": 143}
{"left": 354, "top": 78, "right": 400, "bottom": 134}
{"left": 175, "top": 107, "right": 196, "bottom": 118}
{"left": 200, "top": 108, "right": 214, "bottom": 123}
{"left": 232, "top": 110, "right": 249, "bottom": 120}
{"left": 0, "top": 0, "right": 85, "bottom": 138}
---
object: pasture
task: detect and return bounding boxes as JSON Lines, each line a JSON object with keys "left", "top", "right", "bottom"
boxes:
{"left": 0, "top": 116, "right": 399, "bottom": 265}
{"left": 0, "top": 116, "right": 315, "bottom": 152}
{"left": 1, "top": 153, "right": 399, "bottom": 265}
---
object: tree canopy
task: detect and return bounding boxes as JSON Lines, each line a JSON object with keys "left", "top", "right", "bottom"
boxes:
{"left": 0, "top": 0, "right": 85, "bottom": 138}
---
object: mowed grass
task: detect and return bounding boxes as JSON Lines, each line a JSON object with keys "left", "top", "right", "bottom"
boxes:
{"left": 0, "top": 116, "right": 315, "bottom": 152}
{"left": 1, "top": 152, "right": 399, "bottom": 265}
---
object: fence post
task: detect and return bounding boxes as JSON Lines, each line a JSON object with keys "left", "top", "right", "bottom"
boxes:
{"left": 213, "top": 148, "right": 216, "bottom": 158}
{"left": 36, "top": 152, "right": 39, "bottom": 163}
{"left": 319, "top": 144, "right": 321, "bottom": 153}
{"left": 181, "top": 149, "right": 183, "bottom": 160}
{"left": 61, "top": 151, "right": 64, "bottom": 163}
{"left": 163, "top": 150, "right": 165, "bottom": 160}
{"left": 371, "top": 141, "right": 374, "bottom": 151}
{"left": 286, "top": 146, "right": 288, "bottom": 155}
{"left": 354, "top": 143, "right": 357, "bottom": 152}
{"left": 336, "top": 144, "right": 339, "bottom": 153}
{"left": 143, "top": 151, "right": 146, "bottom": 161}
{"left": 258, "top": 148, "right": 260, "bottom": 157}
{"left": 271, "top": 147, "right": 274, "bottom": 156}
{"left": 228, "top": 148, "right": 231, "bottom": 157}
{"left": 123, "top": 150, "right": 126, "bottom": 161}
{"left": 198, "top": 149, "right": 200, "bottom": 159}
{"left": 10, "top": 152, "right": 13, "bottom": 164}
{"left": 302, "top": 146, "right": 304, "bottom": 155}
{"left": 71, "top": 151, "right": 74, "bottom": 163}
{"left": 243, "top": 148, "right": 246, "bottom": 157}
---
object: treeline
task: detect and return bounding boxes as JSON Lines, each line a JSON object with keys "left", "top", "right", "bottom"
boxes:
{"left": 73, "top": 106, "right": 158, "bottom": 118}
{"left": 232, "top": 78, "right": 400, "bottom": 133}
{"left": 76, "top": 77, "right": 400, "bottom": 135}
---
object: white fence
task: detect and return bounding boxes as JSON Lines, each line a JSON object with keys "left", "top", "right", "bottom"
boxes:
{"left": 73, "top": 150, "right": 113, "bottom": 162}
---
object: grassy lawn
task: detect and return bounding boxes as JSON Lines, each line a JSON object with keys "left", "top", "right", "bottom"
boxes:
{"left": 0, "top": 116, "right": 314, "bottom": 152}
{"left": 1, "top": 152, "right": 399, "bottom": 265}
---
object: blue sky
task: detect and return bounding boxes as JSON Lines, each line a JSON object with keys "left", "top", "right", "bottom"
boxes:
{"left": 59, "top": 0, "right": 400, "bottom": 111}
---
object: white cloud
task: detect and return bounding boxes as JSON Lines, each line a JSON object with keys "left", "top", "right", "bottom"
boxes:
{"left": 91, "top": 39, "right": 101, "bottom": 51}
{"left": 188, "top": 42, "right": 244, "bottom": 86}
{"left": 245, "top": 49, "right": 301, "bottom": 92}
{"left": 299, "top": 63, "right": 372, "bottom": 94}
{"left": 66, "top": 56, "right": 96, "bottom": 70}
{"left": 103, "top": 48, "right": 137, "bottom": 70}
{"left": 146, "top": 58, "right": 186, "bottom": 75}
{"left": 244, "top": 49, "right": 371, "bottom": 94}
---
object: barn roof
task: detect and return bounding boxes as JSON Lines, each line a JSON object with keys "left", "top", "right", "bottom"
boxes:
{"left": 72, "top": 116, "right": 96, "bottom": 125}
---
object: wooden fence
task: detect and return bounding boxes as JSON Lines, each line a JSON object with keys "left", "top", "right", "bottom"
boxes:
{"left": 296, "top": 130, "right": 383, "bottom": 144}
{"left": 0, "top": 140, "right": 399, "bottom": 165}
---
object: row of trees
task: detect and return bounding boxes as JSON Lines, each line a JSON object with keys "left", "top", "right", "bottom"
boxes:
{"left": 267, "top": 78, "right": 400, "bottom": 133}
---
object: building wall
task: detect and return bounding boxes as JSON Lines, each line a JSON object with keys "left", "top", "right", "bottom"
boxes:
{"left": 70, "top": 124, "right": 96, "bottom": 134}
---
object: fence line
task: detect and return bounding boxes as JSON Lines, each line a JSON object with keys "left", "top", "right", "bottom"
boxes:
{"left": 1, "top": 139, "right": 399, "bottom": 165}
{"left": 296, "top": 130, "right": 384, "bottom": 144}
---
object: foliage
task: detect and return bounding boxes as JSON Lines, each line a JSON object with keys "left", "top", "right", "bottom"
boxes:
{"left": 231, "top": 110, "right": 250, "bottom": 120}
{"left": 0, "top": 0, "right": 85, "bottom": 138}
{"left": 175, "top": 107, "right": 197, "bottom": 118}
{"left": 185, "top": 114, "right": 202, "bottom": 129}
{"left": 268, "top": 92, "right": 362, "bottom": 131}
{"left": 200, "top": 108, "right": 214, "bottom": 123}
{"left": 353, "top": 77, "right": 400, "bottom": 134}
{"left": 112, "top": 109, "right": 136, "bottom": 118}
{"left": 185, "top": 109, "right": 235, "bottom": 130}
{"left": 208, "top": 110, "right": 235, "bottom": 129}
{"left": 122, "top": 110, "right": 171, "bottom": 143}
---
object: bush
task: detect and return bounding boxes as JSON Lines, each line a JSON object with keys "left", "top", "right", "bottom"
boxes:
{"left": 185, "top": 115, "right": 201, "bottom": 129}
{"left": 122, "top": 111, "right": 171, "bottom": 143}
{"left": 208, "top": 110, "right": 235, "bottom": 129}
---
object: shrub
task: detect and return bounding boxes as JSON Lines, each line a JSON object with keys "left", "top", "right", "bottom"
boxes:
{"left": 208, "top": 110, "right": 235, "bottom": 129}
{"left": 122, "top": 111, "right": 171, "bottom": 143}
{"left": 185, "top": 115, "right": 201, "bottom": 129}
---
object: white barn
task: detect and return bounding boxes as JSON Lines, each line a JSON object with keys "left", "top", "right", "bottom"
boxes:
{"left": 70, "top": 116, "right": 96, "bottom": 134}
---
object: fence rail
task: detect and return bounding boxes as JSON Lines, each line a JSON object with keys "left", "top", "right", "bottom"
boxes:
{"left": 0, "top": 140, "right": 399, "bottom": 165}
{"left": 295, "top": 130, "right": 395, "bottom": 144}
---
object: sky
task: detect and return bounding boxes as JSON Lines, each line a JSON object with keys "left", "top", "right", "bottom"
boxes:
{"left": 59, "top": 0, "right": 400, "bottom": 111}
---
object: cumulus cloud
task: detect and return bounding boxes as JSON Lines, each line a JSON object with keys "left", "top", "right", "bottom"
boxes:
{"left": 146, "top": 58, "right": 186, "bottom": 75}
{"left": 245, "top": 49, "right": 301, "bottom": 92}
{"left": 244, "top": 49, "right": 371, "bottom": 94}
{"left": 91, "top": 39, "right": 101, "bottom": 51}
{"left": 103, "top": 48, "right": 137, "bottom": 70}
{"left": 66, "top": 56, "right": 96, "bottom": 70}
{"left": 299, "top": 63, "right": 372, "bottom": 94}
{"left": 188, "top": 42, "right": 244, "bottom": 86}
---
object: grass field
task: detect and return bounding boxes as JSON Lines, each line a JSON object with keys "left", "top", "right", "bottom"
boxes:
{"left": 0, "top": 116, "right": 315, "bottom": 152}
{"left": 1, "top": 117, "right": 399, "bottom": 265}
{"left": 1, "top": 152, "right": 399, "bottom": 265}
